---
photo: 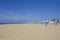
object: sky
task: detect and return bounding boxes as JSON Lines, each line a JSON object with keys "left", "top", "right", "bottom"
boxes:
{"left": 0, "top": 0, "right": 60, "bottom": 23}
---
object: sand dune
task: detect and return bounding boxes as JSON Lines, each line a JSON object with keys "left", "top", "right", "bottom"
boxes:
{"left": 0, "top": 24, "right": 60, "bottom": 40}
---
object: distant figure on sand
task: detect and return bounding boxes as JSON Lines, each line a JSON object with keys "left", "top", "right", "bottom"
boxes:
{"left": 44, "top": 22, "right": 48, "bottom": 26}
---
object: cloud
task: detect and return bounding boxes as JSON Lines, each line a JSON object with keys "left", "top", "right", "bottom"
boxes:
{"left": 0, "top": 9, "right": 42, "bottom": 23}
{"left": 0, "top": 10, "right": 35, "bottom": 23}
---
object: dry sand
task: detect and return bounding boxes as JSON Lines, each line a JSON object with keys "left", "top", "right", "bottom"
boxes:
{"left": 0, "top": 24, "right": 60, "bottom": 40}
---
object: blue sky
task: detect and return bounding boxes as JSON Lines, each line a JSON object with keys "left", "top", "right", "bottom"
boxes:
{"left": 0, "top": 0, "right": 60, "bottom": 23}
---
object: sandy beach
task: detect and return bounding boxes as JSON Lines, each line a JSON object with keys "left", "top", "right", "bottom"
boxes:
{"left": 0, "top": 24, "right": 60, "bottom": 40}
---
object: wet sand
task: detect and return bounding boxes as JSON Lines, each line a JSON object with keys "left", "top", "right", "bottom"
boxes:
{"left": 0, "top": 24, "right": 60, "bottom": 40}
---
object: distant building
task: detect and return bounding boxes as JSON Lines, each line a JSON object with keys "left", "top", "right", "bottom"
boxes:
{"left": 34, "top": 18, "right": 60, "bottom": 26}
